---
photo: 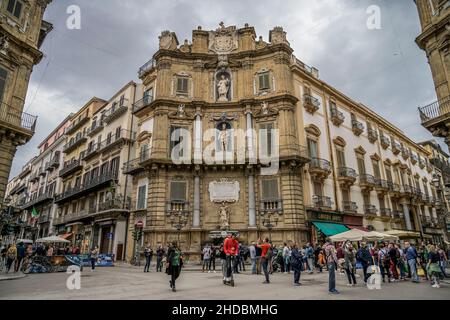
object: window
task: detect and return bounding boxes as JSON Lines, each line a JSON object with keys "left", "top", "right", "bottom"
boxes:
{"left": 313, "top": 181, "right": 323, "bottom": 197}
{"left": 74, "top": 176, "right": 81, "bottom": 187}
{"left": 307, "top": 138, "right": 318, "bottom": 158}
{"left": 71, "top": 202, "right": 77, "bottom": 214}
{"left": 170, "top": 181, "right": 187, "bottom": 201}
{"left": 385, "top": 166, "right": 393, "bottom": 182}
{"left": 357, "top": 156, "right": 366, "bottom": 175}
{"left": 101, "top": 162, "right": 109, "bottom": 175}
{"left": 261, "top": 179, "right": 279, "bottom": 200}
{"left": 258, "top": 72, "right": 270, "bottom": 91}
{"left": 423, "top": 181, "right": 429, "bottom": 197}
{"left": 144, "top": 88, "right": 153, "bottom": 104}
{"left": 7, "top": 0, "right": 22, "bottom": 19}
{"left": 378, "top": 195, "right": 386, "bottom": 209}
{"left": 170, "top": 126, "right": 185, "bottom": 157}
{"left": 110, "top": 157, "right": 120, "bottom": 176}
{"left": 115, "top": 126, "right": 121, "bottom": 139}
{"left": 260, "top": 123, "right": 274, "bottom": 157}
{"left": 80, "top": 199, "right": 85, "bottom": 211}
{"left": 91, "top": 167, "right": 99, "bottom": 180}
{"left": 140, "top": 144, "right": 149, "bottom": 161}
{"left": 137, "top": 185, "right": 147, "bottom": 209}
{"left": 111, "top": 102, "right": 117, "bottom": 113}
{"left": 176, "top": 77, "right": 189, "bottom": 94}
{"left": 363, "top": 193, "right": 371, "bottom": 206}
{"left": 342, "top": 188, "right": 350, "bottom": 202}
{"left": 119, "top": 95, "right": 125, "bottom": 106}
{"left": 372, "top": 161, "right": 381, "bottom": 179}
{"left": 336, "top": 148, "right": 346, "bottom": 168}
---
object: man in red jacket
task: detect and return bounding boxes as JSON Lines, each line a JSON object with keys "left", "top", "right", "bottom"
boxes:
{"left": 223, "top": 233, "right": 239, "bottom": 286}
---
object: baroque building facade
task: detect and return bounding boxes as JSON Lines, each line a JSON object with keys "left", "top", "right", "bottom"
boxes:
{"left": 0, "top": 0, "right": 52, "bottom": 207}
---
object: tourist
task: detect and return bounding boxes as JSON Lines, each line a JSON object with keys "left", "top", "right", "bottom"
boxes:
{"left": 233, "top": 243, "right": 240, "bottom": 274}
{"left": 257, "top": 238, "right": 271, "bottom": 284}
{"left": 314, "top": 243, "right": 321, "bottom": 271}
{"left": 156, "top": 244, "right": 165, "bottom": 272}
{"left": 202, "top": 244, "right": 211, "bottom": 273}
{"left": 405, "top": 241, "right": 419, "bottom": 283}
{"left": 14, "top": 242, "right": 26, "bottom": 273}
{"left": 46, "top": 245, "right": 54, "bottom": 259}
{"left": 418, "top": 243, "right": 429, "bottom": 281}
{"left": 143, "top": 244, "right": 153, "bottom": 273}
{"left": 282, "top": 243, "right": 291, "bottom": 273}
{"left": 223, "top": 233, "right": 239, "bottom": 286}
{"left": 378, "top": 242, "right": 390, "bottom": 282}
{"left": 209, "top": 245, "right": 217, "bottom": 273}
{"left": 0, "top": 243, "right": 6, "bottom": 272}
{"left": 427, "top": 245, "right": 443, "bottom": 288}
{"left": 249, "top": 242, "right": 257, "bottom": 274}
{"left": 388, "top": 243, "right": 399, "bottom": 281}
{"left": 219, "top": 244, "right": 227, "bottom": 281}
{"left": 167, "top": 241, "right": 183, "bottom": 292}
{"left": 290, "top": 243, "right": 303, "bottom": 286}
{"left": 437, "top": 245, "right": 448, "bottom": 278}
{"left": 306, "top": 243, "right": 315, "bottom": 274}
{"left": 268, "top": 243, "right": 275, "bottom": 274}
{"left": 5, "top": 244, "right": 16, "bottom": 273}
{"left": 357, "top": 242, "right": 372, "bottom": 283}
{"left": 90, "top": 246, "right": 99, "bottom": 272}
{"left": 239, "top": 244, "right": 246, "bottom": 272}
{"left": 323, "top": 242, "right": 339, "bottom": 294}
{"left": 255, "top": 243, "right": 262, "bottom": 275}
{"left": 317, "top": 249, "right": 325, "bottom": 273}
{"left": 336, "top": 243, "right": 345, "bottom": 274}
{"left": 301, "top": 245, "right": 308, "bottom": 272}
{"left": 343, "top": 241, "right": 357, "bottom": 287}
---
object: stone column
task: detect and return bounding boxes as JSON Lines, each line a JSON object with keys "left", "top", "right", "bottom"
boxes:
{"left": 193, "top": 173, "right": 200, "bottom": 227}
{"left": 402, "top": 203, "right": 413, "bottom": 231}
{"left": 0, "top": 136, "right": 17, "bottom": 208}
{"left": 246, "top": 109, "right": 255, "bottom": 162}
{"left": 194, "top": 111, "right": 202, "bottom": 164}
{"left": 248, "top": 173, "right": 256, "bottom": 227}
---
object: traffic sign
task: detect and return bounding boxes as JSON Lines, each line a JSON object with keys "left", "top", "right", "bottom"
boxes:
{"left": 136, "top": 220, "right": 144, "bottom": 227}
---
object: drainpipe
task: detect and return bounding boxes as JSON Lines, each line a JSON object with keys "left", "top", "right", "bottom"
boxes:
{"left": 123, "top": 83, "right": 137, "bottom": 261}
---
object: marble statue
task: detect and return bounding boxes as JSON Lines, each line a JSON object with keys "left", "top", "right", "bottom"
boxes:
{"left": 219, "top": 202, "right": 230, "bottom": 230}
{"left": 217, "top": 74, "right": 230, "bottom": 102}
{"left": 218, "top": 122, "right": 228, "bottom": 151}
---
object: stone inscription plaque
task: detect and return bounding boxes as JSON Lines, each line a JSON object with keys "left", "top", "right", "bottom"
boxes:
{"left": 209, "top": 179, "right": 240, "bottom": 203}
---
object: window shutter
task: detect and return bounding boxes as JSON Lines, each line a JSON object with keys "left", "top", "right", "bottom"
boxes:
{"left": 170, "top": 181, "right": 186, "bottom": 201}
{"left": 307, "top": 139, "right": 318, "bottom": 158}
{"left": 0, "top": 68, "right": 7, "bottom": 102}
{"left": 13, "top": 0, "right": 22, "bottom": 18}
{"left": 259, "top": 73, "right": 270, "bottom": 90}
{"left": 357, "top": 157, "right": 366, "bottom": 174}
{"left": 177, "top": 77, "right": 188, "bottom": 93}
{"left": 262, "top": 179, "right": 279, "bottom": 200}
{"left": 137, "top": 185, "right": 147, "bottom": 209}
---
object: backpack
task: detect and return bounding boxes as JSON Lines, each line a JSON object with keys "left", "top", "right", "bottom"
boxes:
{"left": 265, "top": 246, "right": 272, "bottom": 259}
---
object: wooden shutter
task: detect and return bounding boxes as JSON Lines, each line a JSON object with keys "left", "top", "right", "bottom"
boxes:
{"left": 0, "top": 68, "right": 7, "bottom": 103}
{"left": 372, "top": 161, "right": 381, "bottom": 178}
{"left": 177, "top": 77, "right": 188, "bottom": 93}
{"left": 259, "top": 73, "right": 270, "bottom": 90}
{"left": 137, "top": 185, "right": 147, "bottom": 209}
{"left": 262, "top": 179, "right": 279, "bottom": 200}
{"left": 170, "top": 181, "right": 187, "bottom": 201}
{"left": 385, "top": 167, "right": 393, "bottom": 182}
{"left": 336, "top": 148, "right": 346, "bottom": 167}
{"left": 313, "top": 182, "right": 323, "bottom": 197}
{"left": 357, "top": 157, "right": 366, "bottom": 175}
{"left": 307, "top": 138, "right": 318, "bottom": 158}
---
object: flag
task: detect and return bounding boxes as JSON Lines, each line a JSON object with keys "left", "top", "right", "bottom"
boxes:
{"left": 31, "top": 207, "right": 39, "bottom": 218}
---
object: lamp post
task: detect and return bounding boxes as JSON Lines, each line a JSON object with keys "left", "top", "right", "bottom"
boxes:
{"left": 169, "top": 211, "right": 189, "bottom": 246}
{"left": 261, "top": 212, "right": 280, "bottom": 241}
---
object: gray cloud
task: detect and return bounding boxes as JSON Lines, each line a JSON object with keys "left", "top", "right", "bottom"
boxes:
{"left": 10, "top": 0, "right": 440, "bottom": 177}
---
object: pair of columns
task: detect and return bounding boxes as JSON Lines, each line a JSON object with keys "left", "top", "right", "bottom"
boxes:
{"left": 191, "top": 111, "right": 257, "bottom": 228}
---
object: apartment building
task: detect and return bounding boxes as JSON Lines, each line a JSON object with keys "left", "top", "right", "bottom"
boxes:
{"left": 52, "top": 83, "right": 138, "bottom": 260}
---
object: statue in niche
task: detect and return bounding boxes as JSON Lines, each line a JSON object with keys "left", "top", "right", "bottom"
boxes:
{"left": 216, "top": 73, "right": 230, "bottom": 102}
{"left": 218, "top": 202, "right": 230, "bottom": 230}
{"left": 218, "top": 122, "right": 229, "bottom": 152}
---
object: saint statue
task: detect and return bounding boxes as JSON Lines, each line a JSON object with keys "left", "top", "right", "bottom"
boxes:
{"left": 219, "top": 202, "right": 229, "bottom": 230}
{"left": 217, "top": 74, "right": 230, "bottom": 102}
{"left": 218, "top": 122, "right": 228, "bottom": 152}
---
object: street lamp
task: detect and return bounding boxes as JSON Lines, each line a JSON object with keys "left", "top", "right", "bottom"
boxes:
{"left": 261, "top": 213, "right": 280, "bottom": 241}
{"left": 169, "top": 211, "right": 189, "bottom": 245}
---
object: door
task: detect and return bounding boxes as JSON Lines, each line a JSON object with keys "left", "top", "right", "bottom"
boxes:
{"left": 100, "top": 227, "right": 109, "bottom": 254}
{"left": 116, "top": 244, "right": 124, "bottom": 261}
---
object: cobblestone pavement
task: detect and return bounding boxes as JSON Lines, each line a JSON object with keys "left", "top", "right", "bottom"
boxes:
{"left": 0, "top": 264, "right": 449, "bottom": 300}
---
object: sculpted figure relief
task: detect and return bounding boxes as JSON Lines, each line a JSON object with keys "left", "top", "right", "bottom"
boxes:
{"left": 217, "top": 74, "right": 230, "bottom": 102}
{"left": 218, "top": 202, "right": 230, "bottom": 230}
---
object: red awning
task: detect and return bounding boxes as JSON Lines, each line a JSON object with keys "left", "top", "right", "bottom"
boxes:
{"left": 60, "top": 232, "right": 73, "bottom": 239}
{"left": 347, "top": 226, "right": 369, "bottom": 232}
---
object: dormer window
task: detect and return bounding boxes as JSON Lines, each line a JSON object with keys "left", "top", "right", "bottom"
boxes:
{"left": 6, "top": 0, "right": 22, "bottom": 19}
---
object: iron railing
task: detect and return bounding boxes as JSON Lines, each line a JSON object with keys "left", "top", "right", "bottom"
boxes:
{"left": 59, "top": 158, "right": 83, "bottom": 177}
{"left": 309, "top": 157, "right": 332, "bottom": 171}
{"left": 313, "top": 195, "right": 333, "bottom": 208}
{"left": 65, "top": 113, "right": 89, "bottom": 135}
{"left": 138, "top": 59, "right": 156, "bottom": 78}
{"left": 132, "top": 95, "right": 154, "bottom": 113}
{"left": 342, "top": 201, "right": 358, "bottom": 212}
{"left": 337, "top": 167, "right": 358, "bottom": 179}
{"left": 0, "top": 102, "right": 37, "bottom": 132}
{"left": 364, "top": 205, "right": 377, "bottom": 215}
{"left": 303, "top": 94, "right": 320, "bottom": 108}
{"left": 419, "top": 95, "right": 450, "bottom": 123}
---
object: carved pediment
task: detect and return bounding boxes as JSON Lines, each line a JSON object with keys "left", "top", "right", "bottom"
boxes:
{"left": 137, "top": 131, "right": 152, "bottom": 143}
{"left": 254, "top": 102, "right": 278, "bottom": 119}
{"left": 354, "top": 146, "right": 366, "bottom": 155}
{"left": 168, "top": 104, "right": 195, "bottom": 120}
{"left": 370, "top": 153, "right": 381, "bottom": 161}
{"left": 305, "top": 124, "right": 321, "bottom": 137}
{"left": 208, "top": 22, "right": 238, "bottom": 54}
{"left": 333, "top": 136, "right": 346, "bottom": 147}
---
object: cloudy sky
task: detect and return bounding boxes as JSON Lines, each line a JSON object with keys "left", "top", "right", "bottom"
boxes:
{"left": 11, "top": 0, "right": 440, "bottom": 178}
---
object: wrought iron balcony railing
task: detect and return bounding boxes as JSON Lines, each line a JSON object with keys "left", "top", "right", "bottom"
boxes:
{"left": 342, "top": 201, "right": 358, "bottom": 213}
{"left": 59, "top": 158, "right": 83, "bottom": 177}
{"left": 330, "top": 108, "right": 345, "bottom": 126}
{"left": 352, "top": 120, "right": 364, "bottom": 135}
{"left": 368, "top": 128, "right": 378, "bottom": 143}
{"left": 380, "top": 135, "right": 390, "bottom": 149}
{"left": 312, "top": 195, "right": 333, "bottom": 209}
{"left": 337, "top": 167, "right": 358, "bottom": 179}
{"left": 0, "top": 102, "right": 37, "bottom": 133}
{"left": 103, "top": 103, "right": 128, "bottom": 124}
{"left": 419, "top": 95, "right": 450, "bottom": 124}
{"left": 132, "top": 95, "right": 154, "bottom": 114}
{"left": 63, "top": 133, "right": 87, "bottom": 153}
{"left": 138, "top": 58, "right": 156, "bottom": 78}
{"left": 65, "top": 114, "right": 89, "bottom": 135}
{"left": 364, "top": 205, "right": 378, "bottom": 215}
{"left": 303, "top": 94, "right": 320, "bottom": 114}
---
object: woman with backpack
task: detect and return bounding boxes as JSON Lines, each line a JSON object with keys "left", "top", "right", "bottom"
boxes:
{"left": 344, "top": 241, "right": 357, "bottom": 286}
{"left": 167, "top": 241, "right": 183, "bottom": 292}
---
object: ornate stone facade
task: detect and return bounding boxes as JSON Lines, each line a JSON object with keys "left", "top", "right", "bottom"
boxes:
{"left": 0, "top": 0, "right": 52, "bottom": 207}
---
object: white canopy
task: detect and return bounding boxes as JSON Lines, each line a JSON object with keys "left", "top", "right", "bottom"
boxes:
{"left": 329, "top": 229, "right": 399, "bottom": 242}
{"left": 16, "top": 239, "right": 33, "bottom": 244}
{"left": 35, "top": 236, "right": 70, "bottom": 244}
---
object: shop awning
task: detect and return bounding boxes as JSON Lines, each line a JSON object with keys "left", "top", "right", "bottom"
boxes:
{"left": 60, "top": 232, "right": 73, "bottom": 239}
{"left": 312, "top": 222, "right": 349, "bottom": 237}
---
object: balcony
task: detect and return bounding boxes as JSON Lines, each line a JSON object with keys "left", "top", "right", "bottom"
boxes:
{"left": 9, "top": 182, "right": 26, "bottom": 195}
{"left": 419, "top": 95, "right": 450, "bottom": 139}
{"left": 59, "top": 159, "right": 83, "bottom": 178}
{"left": 86, "top": 122, "right": 103, "bottom": 137}
{"left": 380, "top": 136, "right": 390, "bottom": 150}
{"left": 45, "top": 156, "right": 60, "bottom": 171}
{"left": 138, "top": 58, "right": 156, "bottom": 78}
{"left": 392, "top": 210, "right": 404, "bottom": 220}
{"left": 330, "top": 108, "right": 345, "bottom": 126}
{"left": 21, "top": 191, "right": 54, "bottom": 210}
{"left": 97, "top": 197, "right": 131, "bottom": 213}
{"left": 401, "top": 148, "right": 410, "bottom": 160}
{"left": 342, "top": 201, "right": 358, "bottom": 213}
{"left": 359, "top": 174, "right": 376, "bottom": 192}
{"left": 38, "top": 167, "right": 46, "bottom": 177}
{"left": 132, "top": 95, "right": 154, "bottom": 114}
{"left": 303, "top": 94, "right": 320, "bottom": 114}
{"left": 97, "top": 129, "right": 136, "bottom": 154}
{"left": 375, "top": 178, "right": 389, "bottom": 194}
{"left": 55, "top": 171, "right": 118, "bottom": 204}
{"left": 0, "top": 102, "right": 37, "bottom": 134}
{"left": 418, "top": 158, "right": 426, "bottom": 169}
{"left": 380, "top": 208, "right": 392, "bottom": 218}
{"left": 29, "top": 171, "right": 39, "bottom": 183}
{"left": 63, "top": 134, "right": 87, "bottom": 154}
{"left": 165, "top": 200, "right": 190, "bottom": 215}
{"left": 38, "top": 214, "right": 50, "bottom": 224}
{"left": 82, "top": 142, "right": 100, "bottom": 161}
{"left": 312, "top": 195, "right": 333, "bottom": 210}
{"left": 103, "top": 104, "right": 128, "bottom": 124}
{"left": 19, "top": 164, "right": 32, "bottom": 179}
{"left": 368, "top": 129, "right": 378, "bottom": 143}
{"left": 260, "top": 199, "right": 283, "bottom": 214}
{"left": 308, "top": 157, "right": 332, "bottom": 181}
{"left": 364, "top": 205, "right": 378, "bottom": 217}
{"left": 388, "top": 182, "right": 401, "bottom": 196}
{"left": 122, "top": 158, "right": 144, "bottom": 175}
{"left": 400, "top": 185, "right": 413, "bottom": 197}
{"left": 337, "top": 167, "right": 357, "bottom": 188}
{"left": 410, "top": 154, "right": 418, "bottom": 165}
{"left": 391, "top": 141, "right": 401, "bottom": 155}
{"left": 351, "top": 120, "right": 364, "bottom": 136}
{"left": 65, "top": 114, "right": 89, "bottom": 135}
